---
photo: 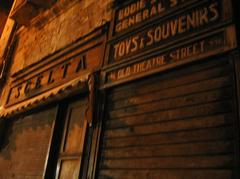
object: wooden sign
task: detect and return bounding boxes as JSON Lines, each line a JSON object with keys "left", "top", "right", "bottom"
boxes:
{"left": 112, "top": 0, "right": 199, "bottom": 36}
{"left": 108, "top": 0, "right": 232, "bottom": 63}
{"left": 6, "top": 45, "right": 103, "bottom": 107}
{"left": 103, "top": 25, "right": 236, "bottom": 87}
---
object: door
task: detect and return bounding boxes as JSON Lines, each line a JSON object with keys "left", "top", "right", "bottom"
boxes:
{"left": 45, "top": 96, "right": 89, "bottom": 179}
{"left": 56, "top": 98, "right": 88, "bottom": 179}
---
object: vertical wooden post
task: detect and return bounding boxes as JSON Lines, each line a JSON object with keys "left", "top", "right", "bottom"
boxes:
{"left": 231, "top": 51, "right": 240, "bottom": 179}
{"left": 87, "top": 87, "right": 106, "bottom": 179}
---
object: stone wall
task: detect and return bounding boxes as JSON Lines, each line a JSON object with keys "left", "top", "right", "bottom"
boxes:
{"left": 10, "top": 0, "right": 113, "bottom": 75}
{"left": 0, "top": 0, "right": 113, "bottom": 130}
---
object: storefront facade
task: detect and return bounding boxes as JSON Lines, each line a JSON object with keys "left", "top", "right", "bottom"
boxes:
{"left": 97, "top": 0, "right": 240, "bottom": 178}
{"left": 0, "top": 0, "right": 239, "bottom": 178}
{"left": 0, "top": 0, "right": 110, "bottom": 178}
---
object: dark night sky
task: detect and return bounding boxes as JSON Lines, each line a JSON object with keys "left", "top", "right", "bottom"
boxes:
{"left": 0, "top": 0, "right": 14, "bottom": 10}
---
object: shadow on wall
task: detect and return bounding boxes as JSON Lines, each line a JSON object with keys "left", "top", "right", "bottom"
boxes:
{"left": 0, "top": 107, "right": 56, "bottom": 160}
{"left": 0, "top": 118, "right": 15, "bottom": 160}
{"left": 0, "top": 119, "right": 7, "bottom": 149}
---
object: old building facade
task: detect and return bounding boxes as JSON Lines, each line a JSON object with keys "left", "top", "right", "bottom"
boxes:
{"left": 0, "top": 0, "right": 239, "bottom": 178}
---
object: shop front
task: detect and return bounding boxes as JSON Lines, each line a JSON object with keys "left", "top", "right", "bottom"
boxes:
{"left": 96, "top": 0, "right": 240, "bottom": 178}
{"left": 0, "top": 27, "right": 106, "bottom": 179}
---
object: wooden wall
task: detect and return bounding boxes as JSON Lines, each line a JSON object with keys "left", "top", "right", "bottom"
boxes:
{"left": 97, "top": 57, "right": 239, "bottom": 179}
{"left": 0, "top": 106, "right": 57, "bottom": 179}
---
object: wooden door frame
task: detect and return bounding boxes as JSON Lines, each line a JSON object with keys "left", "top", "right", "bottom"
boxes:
{"left": 86, "top": 89, "right": 106, "bottom": 179}
{"left": 44, "top": 93, "right": 92, "bottom": 179}
{"left": 43, "top": 73, "right": 101, "bottom": 179}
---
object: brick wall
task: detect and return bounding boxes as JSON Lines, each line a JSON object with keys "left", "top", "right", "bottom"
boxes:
{"left": 10, "top": 0, "right": 113, "bottom": 75}
{"left": 0, "top": 106, "right": 57, "bottom": 179}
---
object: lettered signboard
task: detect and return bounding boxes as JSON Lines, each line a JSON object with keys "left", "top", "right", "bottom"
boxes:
{"left": 105, "top": 26, "right": 236, "bottom": 86}
{"left": 6, "top": 30, "right": 105, "bottom": 107}
{"left": 102, "top": 0, "right": 235, "bottom": 87}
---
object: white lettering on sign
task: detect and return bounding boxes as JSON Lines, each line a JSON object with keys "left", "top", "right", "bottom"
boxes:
{"left": 113, "top": 2, "right": 219, "bottom": 61}
{"left": 107, "top": 31, "right": 227, "bottom": 83}
{"left": 115, "top": 0, "right": 198, "bottom": 33}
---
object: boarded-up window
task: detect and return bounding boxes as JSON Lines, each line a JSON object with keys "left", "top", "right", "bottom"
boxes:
{"left": 97, "top": 57, "right": 239, "bottom": 179}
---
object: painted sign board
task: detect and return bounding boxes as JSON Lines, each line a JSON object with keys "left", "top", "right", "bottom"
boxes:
{"left": 6, "top": 40, "right": 104, "bottom": 107}
{"left": 112, "top": 0, "right": 201, "bottom": 36}
{"left": 103, "top": 25, "right": 236, "bottom": 87}
{"left": 108, "top": 0, "right": 232, "bottom": 64}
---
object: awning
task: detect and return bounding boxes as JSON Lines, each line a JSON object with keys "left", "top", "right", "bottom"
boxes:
{"left": 0, "top": 73, "right": 90, "bottom": 118}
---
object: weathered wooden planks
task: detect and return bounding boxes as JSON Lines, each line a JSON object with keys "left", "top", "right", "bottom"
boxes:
{"left": 97, "top": 58, "right": 237, "bottom": 179}
{"left": 99, "top": 169, "right": 233, "bottom": 179}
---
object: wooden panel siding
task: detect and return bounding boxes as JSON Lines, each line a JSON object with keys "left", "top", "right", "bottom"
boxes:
{"left": 97, "top": 58, "right": 238, "bottom": 179}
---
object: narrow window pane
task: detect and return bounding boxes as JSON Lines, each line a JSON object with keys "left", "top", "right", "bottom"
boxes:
{"left": 64, "top": 100, "right": 87, "bottom": 153}
{"left": 59, "top": 159, "right": 79, "bottom": 179}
